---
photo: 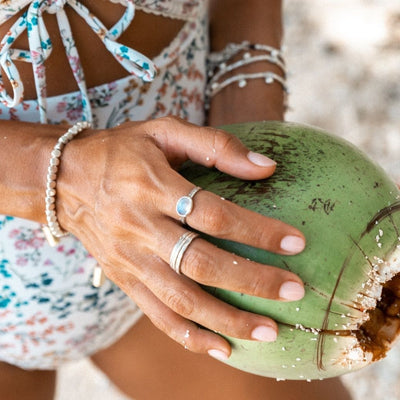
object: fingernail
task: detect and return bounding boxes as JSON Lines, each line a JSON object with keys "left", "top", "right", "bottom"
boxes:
{"left": 280, "top": 235, "right": 305, "bottom": 253}
{"left": 208, "top": 349, "right": 229, "bottom": 361}
{"left": 251, "top": 326, "right": 277, "bottom": 342}
{"left": 247, "top": 151, "right": 276, "bottom": 167}
{"left": 279, "top": 281, "right": 305, "bottom": 301}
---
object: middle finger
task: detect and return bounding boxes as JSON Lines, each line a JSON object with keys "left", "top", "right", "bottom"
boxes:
{"left": 162, "top": 180, "right": 305, "bottom": 256}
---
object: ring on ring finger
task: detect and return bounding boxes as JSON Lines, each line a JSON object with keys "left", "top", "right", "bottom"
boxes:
{"left": 169, "top": 231, "right": 199, "bottom": 274}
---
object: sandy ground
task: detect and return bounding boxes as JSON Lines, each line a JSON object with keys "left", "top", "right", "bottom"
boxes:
{"left": 56, "top": 1, "right": 400, "bottom": 399}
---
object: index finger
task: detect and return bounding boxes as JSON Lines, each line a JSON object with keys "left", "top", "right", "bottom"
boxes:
{"left": 144, "top": 116, "right": 277, "bottom": 180}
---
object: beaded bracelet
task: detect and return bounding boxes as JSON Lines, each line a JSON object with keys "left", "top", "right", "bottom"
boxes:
{"left": 43, "top": 121, "right": 91, "bottom": 246}
{"left": 205, "top": 41, "right": 288, "bottom": 108}
{"left": 209, "top": 53, "right": 286, "bottom": 81}
{"left": 207, "top": 41, "right": 284, "bottom": 71}
{"left": 208, "top": 71, "right": 288, "bottom": 98}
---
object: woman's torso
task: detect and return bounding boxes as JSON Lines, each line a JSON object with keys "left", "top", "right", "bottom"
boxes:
{"left": 0, "top": 0, "right": 206, "bottom": 99}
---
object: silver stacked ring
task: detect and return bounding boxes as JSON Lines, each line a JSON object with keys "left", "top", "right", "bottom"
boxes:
{"left": 169, "top": 231, "right": 199, "bottom": 275}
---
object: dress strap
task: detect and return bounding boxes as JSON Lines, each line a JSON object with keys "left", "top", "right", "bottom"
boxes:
{"left": 0, "top": 0, "right": 157, "bottom": 124}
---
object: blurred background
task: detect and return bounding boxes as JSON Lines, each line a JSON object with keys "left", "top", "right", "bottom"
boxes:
{"left": 55, "top": 0, "right": 400, "bottom": 398}
{"left": 286, "top": 1, "right": 400, "bottom": 398}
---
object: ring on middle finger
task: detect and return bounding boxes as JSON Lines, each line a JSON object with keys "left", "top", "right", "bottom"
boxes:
{"left": 176, "top": 186, "right": 202, "bottom": 225}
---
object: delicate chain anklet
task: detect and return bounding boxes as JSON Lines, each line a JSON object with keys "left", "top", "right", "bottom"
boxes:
{"left": 43, "top": 121, "right": 91, "bottom": 246}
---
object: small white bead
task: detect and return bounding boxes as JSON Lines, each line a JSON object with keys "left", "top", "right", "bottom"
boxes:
{"left": 51, "top": 149, "right": 61, "bottom": 158}
{"left": 50, "top": 157, "right": 60, "bottom": 166}
{"left": 238, "top": 79, "right": 247, "bottom": 88}
{"left": 271, "top": 49, "right": 279, "bottom": 58}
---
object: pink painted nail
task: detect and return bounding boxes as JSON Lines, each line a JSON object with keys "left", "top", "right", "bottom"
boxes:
{"left": 247, "top": 151, "right": 276, "bottom": 167}
{"left": 251, "top": 326, "right": 277, "bottom": 342}
{"left": 279, "top": 281, "right": 305, "bottom": 301}
{"left": 208, "top": 349, "right": 229, "bottom": 361}
{"left": 280, "top": 235, "right": 305, "bottom": 253}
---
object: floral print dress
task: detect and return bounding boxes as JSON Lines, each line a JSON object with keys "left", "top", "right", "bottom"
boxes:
{"left": 0, "top": 0, "right": 208, "bottom": 369}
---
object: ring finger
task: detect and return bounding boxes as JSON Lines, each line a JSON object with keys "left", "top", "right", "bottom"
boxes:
{"left": 151, "top": 221, "right": 304, "bottom": 302}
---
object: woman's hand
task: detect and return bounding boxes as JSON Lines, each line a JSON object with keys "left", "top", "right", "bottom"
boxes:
{"left": 57, "top": 116, "right": 305, "bottom": 360}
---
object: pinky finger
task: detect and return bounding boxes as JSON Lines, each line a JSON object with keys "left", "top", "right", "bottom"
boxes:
{"left": 114, "top": 270, "right": 232, "bottom": 361}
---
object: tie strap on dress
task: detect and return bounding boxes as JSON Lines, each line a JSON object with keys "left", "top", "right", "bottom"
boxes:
{"left": 0, "top": 0, "right": 157, "bottom": 123}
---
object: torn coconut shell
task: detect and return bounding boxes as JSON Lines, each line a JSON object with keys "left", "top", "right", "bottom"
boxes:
{"left": 180, "top": 121, "right": 400, "bottom": 380}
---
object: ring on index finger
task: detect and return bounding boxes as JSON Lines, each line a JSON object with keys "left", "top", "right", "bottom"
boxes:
{"left": 169, "top": 231, "right": 199, "bottom": 274}
{"left": 176, "top": 186, "right": 202, "bottom": 225}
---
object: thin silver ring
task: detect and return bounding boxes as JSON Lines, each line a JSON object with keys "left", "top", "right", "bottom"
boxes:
{"left": 176, "top": 186, "right": 202, "bottom": 225}
{"left": 169, "top": 231, "right": 199, "bottom": 274}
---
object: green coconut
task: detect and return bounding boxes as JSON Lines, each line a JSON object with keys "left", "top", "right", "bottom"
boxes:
{"left": 180, "top": 121, "right": 400, "bottom": 381}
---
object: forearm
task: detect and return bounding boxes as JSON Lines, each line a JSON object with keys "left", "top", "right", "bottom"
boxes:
{"left": 208, "top": 0, "right": 285, "bottom": 125}
{"left": 0, "top": 121, "right": 68, "bottom": 223}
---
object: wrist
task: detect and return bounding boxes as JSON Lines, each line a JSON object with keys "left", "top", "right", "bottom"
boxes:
{"left": 54, "top": 126, "right": 103, "bottom": 236}
{"left": 0, "top": 122, "right": 69, "bottom": 224}
{"left": 207, "top": 84, "right": 284, "bottom": 127}
{"left": 206, "top": 44, "right": 286, "bottom": 126}
{"left": 44, "top": 121, "right": 92, "bottom": 241}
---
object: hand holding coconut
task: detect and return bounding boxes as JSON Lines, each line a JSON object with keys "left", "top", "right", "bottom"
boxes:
{"left": 47, "top": 116, "right": 306, "bottom": 359}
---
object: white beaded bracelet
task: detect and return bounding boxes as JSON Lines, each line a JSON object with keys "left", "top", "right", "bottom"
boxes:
{"left": 43, "top": 121, "right": 91, "bottom": 246}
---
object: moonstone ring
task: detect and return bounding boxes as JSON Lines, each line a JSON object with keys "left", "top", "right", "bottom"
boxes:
{"left": 169, "top": 231, "right": 199, "bottom": 274}
{"left": 176, "top": 186, "right": 202, "bottom": 224}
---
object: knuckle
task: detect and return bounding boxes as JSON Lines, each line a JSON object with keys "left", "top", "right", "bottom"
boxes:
{"left": 252, "top": 223, "right": 276, "bottom": 248}
{"left": 218, "top": 309, "right": 242, "bottom": 335}
{"left": 182, "top": 247, "right": 216, "bottom": 284}
{"left": 164, "top": 287, "right": 195, "bottom": 317}
{"left": 249, "top": 275, "right": 271, "bottom": 298}
{"left": 201, "top": 202, "right": 231, "bottom": 236}
{"left": 150, "top": 115, "right": 183, "bottom": 131}
{"left": 180, "top": 329, "right": 202, "bottom": 354}
{"left": 214, "top": 129, "right": 241, "bottom": 153}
